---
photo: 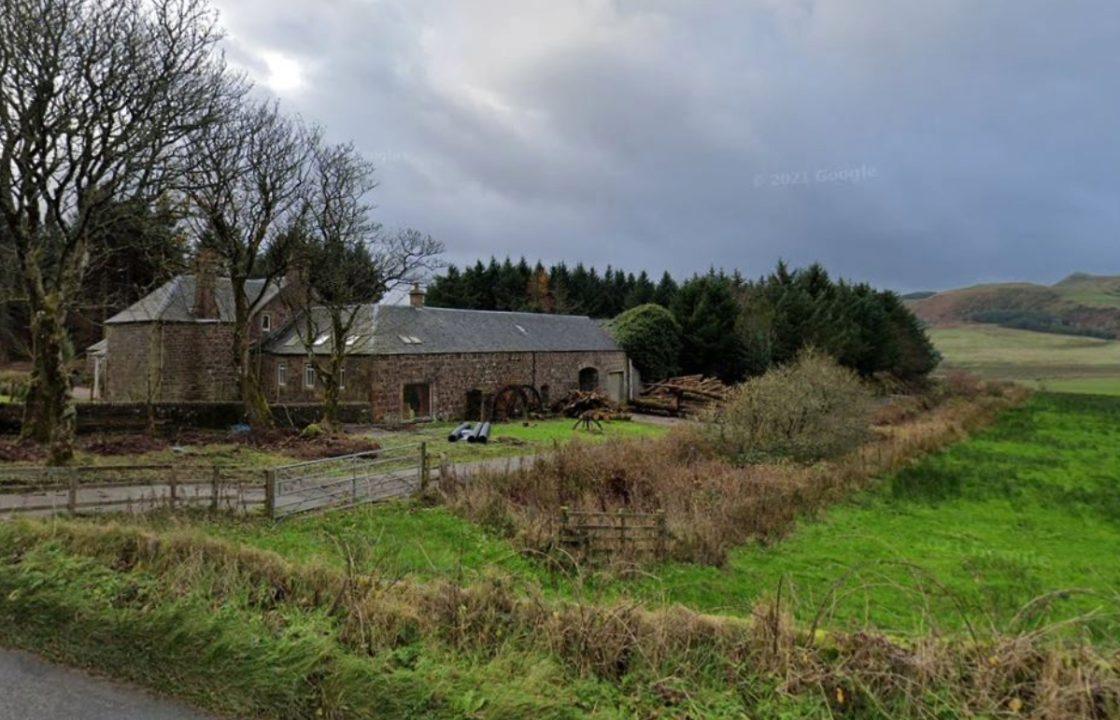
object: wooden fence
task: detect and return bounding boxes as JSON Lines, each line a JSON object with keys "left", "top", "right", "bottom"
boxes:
{"left": 558, "top": 506, "right": 668, "bottom": 561}
{"left": 0, "top": 464, "right": 266, "bottom": 516}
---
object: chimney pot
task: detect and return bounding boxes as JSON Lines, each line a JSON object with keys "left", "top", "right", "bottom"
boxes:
{"left": 409, "top": 283, "right": 426, "bottom": 308}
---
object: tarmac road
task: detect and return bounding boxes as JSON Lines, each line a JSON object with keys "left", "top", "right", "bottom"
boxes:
{"left": 0, "top": 648, "right": 215, "bottom": 720}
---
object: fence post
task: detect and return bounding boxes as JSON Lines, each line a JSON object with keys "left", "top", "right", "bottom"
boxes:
{"left": 419, "top": 441, "right": 429, "bottom": 492}
{"left": 438, "top": 452, "right": 449, "bottom": 492}
{"left": 618, "top": 508, "right": 626, "bottom": 552}
{"left": 168, "top": 468, "right": 178, "bottom": 510}
{"left": 656, "top": 509, "right": 667, "bottom": 560}
{"left": 67, "top": 473, "right": 78, "bottom": 515}
{"left": 265, "top": 469, "right": 276, "bottom": 519}
{"left": 560, "top": 505, "right": 570, "bottom": 547}
{"left": 210, "top": 466, "right": 220, "bottom": 511}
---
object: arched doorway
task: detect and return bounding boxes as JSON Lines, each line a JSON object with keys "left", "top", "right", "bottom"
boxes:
{"left": 578, "top": 367, "right": 599, "bottom": 392}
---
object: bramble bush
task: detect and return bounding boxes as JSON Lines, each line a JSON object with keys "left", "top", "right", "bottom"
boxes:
{"left": 703, "top": 349, "right": 876, "bottom": 464}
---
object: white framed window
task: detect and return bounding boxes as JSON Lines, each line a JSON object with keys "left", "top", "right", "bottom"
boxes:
{"left": 338, "top": 366, "right": 347, "bottom": 390}
{"left": 277, "top": 362, "right": 287, "bottom": 387}
{"left": 304, "top": 364, "right": 316, "bottom": 389}
{"left": 260, "top": 312, "right": 272, "bottom": 332}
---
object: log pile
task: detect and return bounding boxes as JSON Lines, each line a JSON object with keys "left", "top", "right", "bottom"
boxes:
{"left": 553, "top": 390, "right": 613, "bottom": 418}
{"left": 632, "top": 374, "right": 730, "bottom": 417}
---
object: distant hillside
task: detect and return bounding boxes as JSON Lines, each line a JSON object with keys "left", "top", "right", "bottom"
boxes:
{"left": 910, "top": 274, "right": 1120, "bottom": 339}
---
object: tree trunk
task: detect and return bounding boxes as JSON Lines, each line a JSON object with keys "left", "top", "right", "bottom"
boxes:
{"left": 237, "top": 339, "right": 272, "bottom": 426}
{"left": 21, "top": 298, "right": 76, "bottom": 464}
{"left": 321, "top": 352, "right": 341, "bottom": 430}
{"left": 230, "top": 277, "right": 272, "bottom": 428}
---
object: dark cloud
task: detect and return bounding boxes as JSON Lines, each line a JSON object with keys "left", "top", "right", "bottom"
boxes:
{"left": 214, "top": 0, "right": 1120, "bottom": 291}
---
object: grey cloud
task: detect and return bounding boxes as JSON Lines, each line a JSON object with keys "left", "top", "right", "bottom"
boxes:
{"left": 214, "top": 0, "right": 1120, "bottom": 291}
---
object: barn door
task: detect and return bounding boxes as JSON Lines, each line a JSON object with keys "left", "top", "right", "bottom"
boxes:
{"left": 606, "top": 371, "right": 624, "bottom": 403}
{"left": 403, "top": 383, "right": 431, "bottom": 418}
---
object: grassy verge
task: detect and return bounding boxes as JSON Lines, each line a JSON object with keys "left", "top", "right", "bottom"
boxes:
{"left": 147, "top": 393, "right": 1119, "bottom": 641}
{"left": 2, "top": 519, "right": 1115, "bottom": 718}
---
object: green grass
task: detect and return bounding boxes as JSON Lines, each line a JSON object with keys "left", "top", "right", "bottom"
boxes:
{"left": 149, "top": 502, "right": 550, "bottom": 586}
{"left": 128, "top": 395, "right": 1120, "bottom": 642}
{"left": 0, "top": 529, "right": 705, "bottom": 719}
{"left": 930, "top": 324, "right": 1120, "bottom": 395}
{"left": 377, "top": 417, "right": 665, "bottom": 464}
{"left": 603, "top": 393, "right": 1120, "bottom": 639}
{"left": 4, "top": 398, "right": 1119, "bottom": 716}
{"left": 1053, "top": 273, "right": 1120, "bottom": 309}
{"left": 0, "top": 417, "right": 664, "bottom": 469}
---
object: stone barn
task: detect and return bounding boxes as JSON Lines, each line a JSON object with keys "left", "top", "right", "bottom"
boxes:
{"left": 92, "top": 276, "right": 630, "bottom": 422}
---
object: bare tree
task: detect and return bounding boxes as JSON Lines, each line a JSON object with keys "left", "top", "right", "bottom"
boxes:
{"left": 0, "top": 0, "right": 240, "bottom": 463}
{"left": 184, "top": 100, "right": 312, "bottom": 425}
{"left": 287, "top": 141, "right": 442, "bottom": 428}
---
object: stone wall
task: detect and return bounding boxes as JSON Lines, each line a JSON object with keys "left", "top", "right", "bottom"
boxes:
{"left": 259, "top": 350, "right": 628, "bottom": 422}
{"left": 0, "top": 401, "right": 375, "bottom": 434}
{"left": 104, "top": 322, "right": 238, "bottom": 402}
{"left": 102, "top": 290, "right": 294, "bottom": 403}
{"left": 103, "top": 323, "right": 154, "bottom": 401}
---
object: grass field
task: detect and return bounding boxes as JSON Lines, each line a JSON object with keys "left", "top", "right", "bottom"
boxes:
{"left": 2, "top": 395, "right": 1119, "bottom": 717}
{"left": 930, "top": 324, "right": 1120, "bottom": 395}
{"left": 132, "top": 394, "right": 1120, "bottom": 642}
{"left": 611, "top": 393, "right": 1120, "bottom": 638}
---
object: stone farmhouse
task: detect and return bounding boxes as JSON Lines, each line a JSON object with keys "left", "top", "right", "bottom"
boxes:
{"left": 89, "top": 272, "right": 630, "bottom": 422}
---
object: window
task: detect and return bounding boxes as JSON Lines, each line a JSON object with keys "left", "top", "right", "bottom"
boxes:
{"left": 277, "top": 362, "right": 287, "bottom": 387}
{"left": 260, "top": 313, "right": 272, "bottom": 332}
{"left": 338, "top": 366, "right": 346, "bottom": 390}
{"left": 398, "top": 334, "right": 423, "bottom": 345}
{"left": 578, "top": 367, "right": 599, "bottom": 392}
{"left": 304, "top": 364, "right": 316, "bottom": 389}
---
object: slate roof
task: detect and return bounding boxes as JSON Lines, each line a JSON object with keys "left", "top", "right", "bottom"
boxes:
{"left": 105, "top": 275, "right": 277, "bottom": 324}
{"left": 265, "top": 304, "right": 621, "bottom": 356}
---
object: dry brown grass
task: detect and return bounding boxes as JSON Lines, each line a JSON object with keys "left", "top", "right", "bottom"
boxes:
{"left": 444, "top": 380, "right": 1031, "bottom": 566}
{"left": 4, "top": 518, "right": 1115, "bottom": 719}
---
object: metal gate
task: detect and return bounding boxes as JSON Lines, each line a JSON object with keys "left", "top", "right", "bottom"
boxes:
{"left": 266, "top": 442, "right": 429, "bottom": 519}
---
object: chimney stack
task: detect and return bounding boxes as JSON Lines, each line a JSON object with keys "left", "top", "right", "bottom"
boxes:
{"left": 409, "top": 283, "right": 426, "bottom": 308}
{"left": 192, "top": 249, "right": 220, "bottom": 319}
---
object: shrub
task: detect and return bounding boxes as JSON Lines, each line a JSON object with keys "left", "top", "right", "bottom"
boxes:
{"left": 300, "top": 422, "right": 325, "bottom": 439}
{"left": 607, "top": 303, "right": 681, "bottom": 381}
{"left": 446, "top": 381, "right": 1026, "bottom": 566}
{"left": 0, "top": 370, "right": 30, "bottom": 404}
{"left": 703, "top": 349, "right": 875, "bottom": 463}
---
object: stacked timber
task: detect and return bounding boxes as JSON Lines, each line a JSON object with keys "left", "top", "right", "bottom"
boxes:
{"left": 553, "top": 390, "right": 613, "bottom": 418}
{"left": 632, "top": 374, "right": 730, "bottom": 417}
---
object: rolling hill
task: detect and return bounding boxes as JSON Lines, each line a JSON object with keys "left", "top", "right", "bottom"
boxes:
{"left": 909, "top": 273, "right": 1120, "bottom": 339}
{"left": 913, "top": 273, "right": 1120, "bottom": 395}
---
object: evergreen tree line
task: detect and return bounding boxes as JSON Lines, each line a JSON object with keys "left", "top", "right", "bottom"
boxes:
{"left": 427, "top": 258, "right": 940, "bottom": 383}
{"left": 425, "top": 257, "right": 678, "bottom": 318}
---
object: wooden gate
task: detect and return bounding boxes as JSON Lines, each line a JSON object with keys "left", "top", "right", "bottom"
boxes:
{"left": 267, "top": 442, "right": 429, "bottom": 519}
{"left": 558, "top": 507, "right": 668, "bottom": 561}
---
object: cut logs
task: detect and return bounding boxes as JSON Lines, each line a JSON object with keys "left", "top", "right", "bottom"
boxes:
{"left": 553, "top": 390, "right": 613, "bottom": 418}
{"left": 633, "top": 374, "right": 730, "bottom": 417}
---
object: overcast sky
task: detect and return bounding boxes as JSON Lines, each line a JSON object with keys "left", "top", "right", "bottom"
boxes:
{"left": 214, "top": 0, "right": 1119, "bottom": 292}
